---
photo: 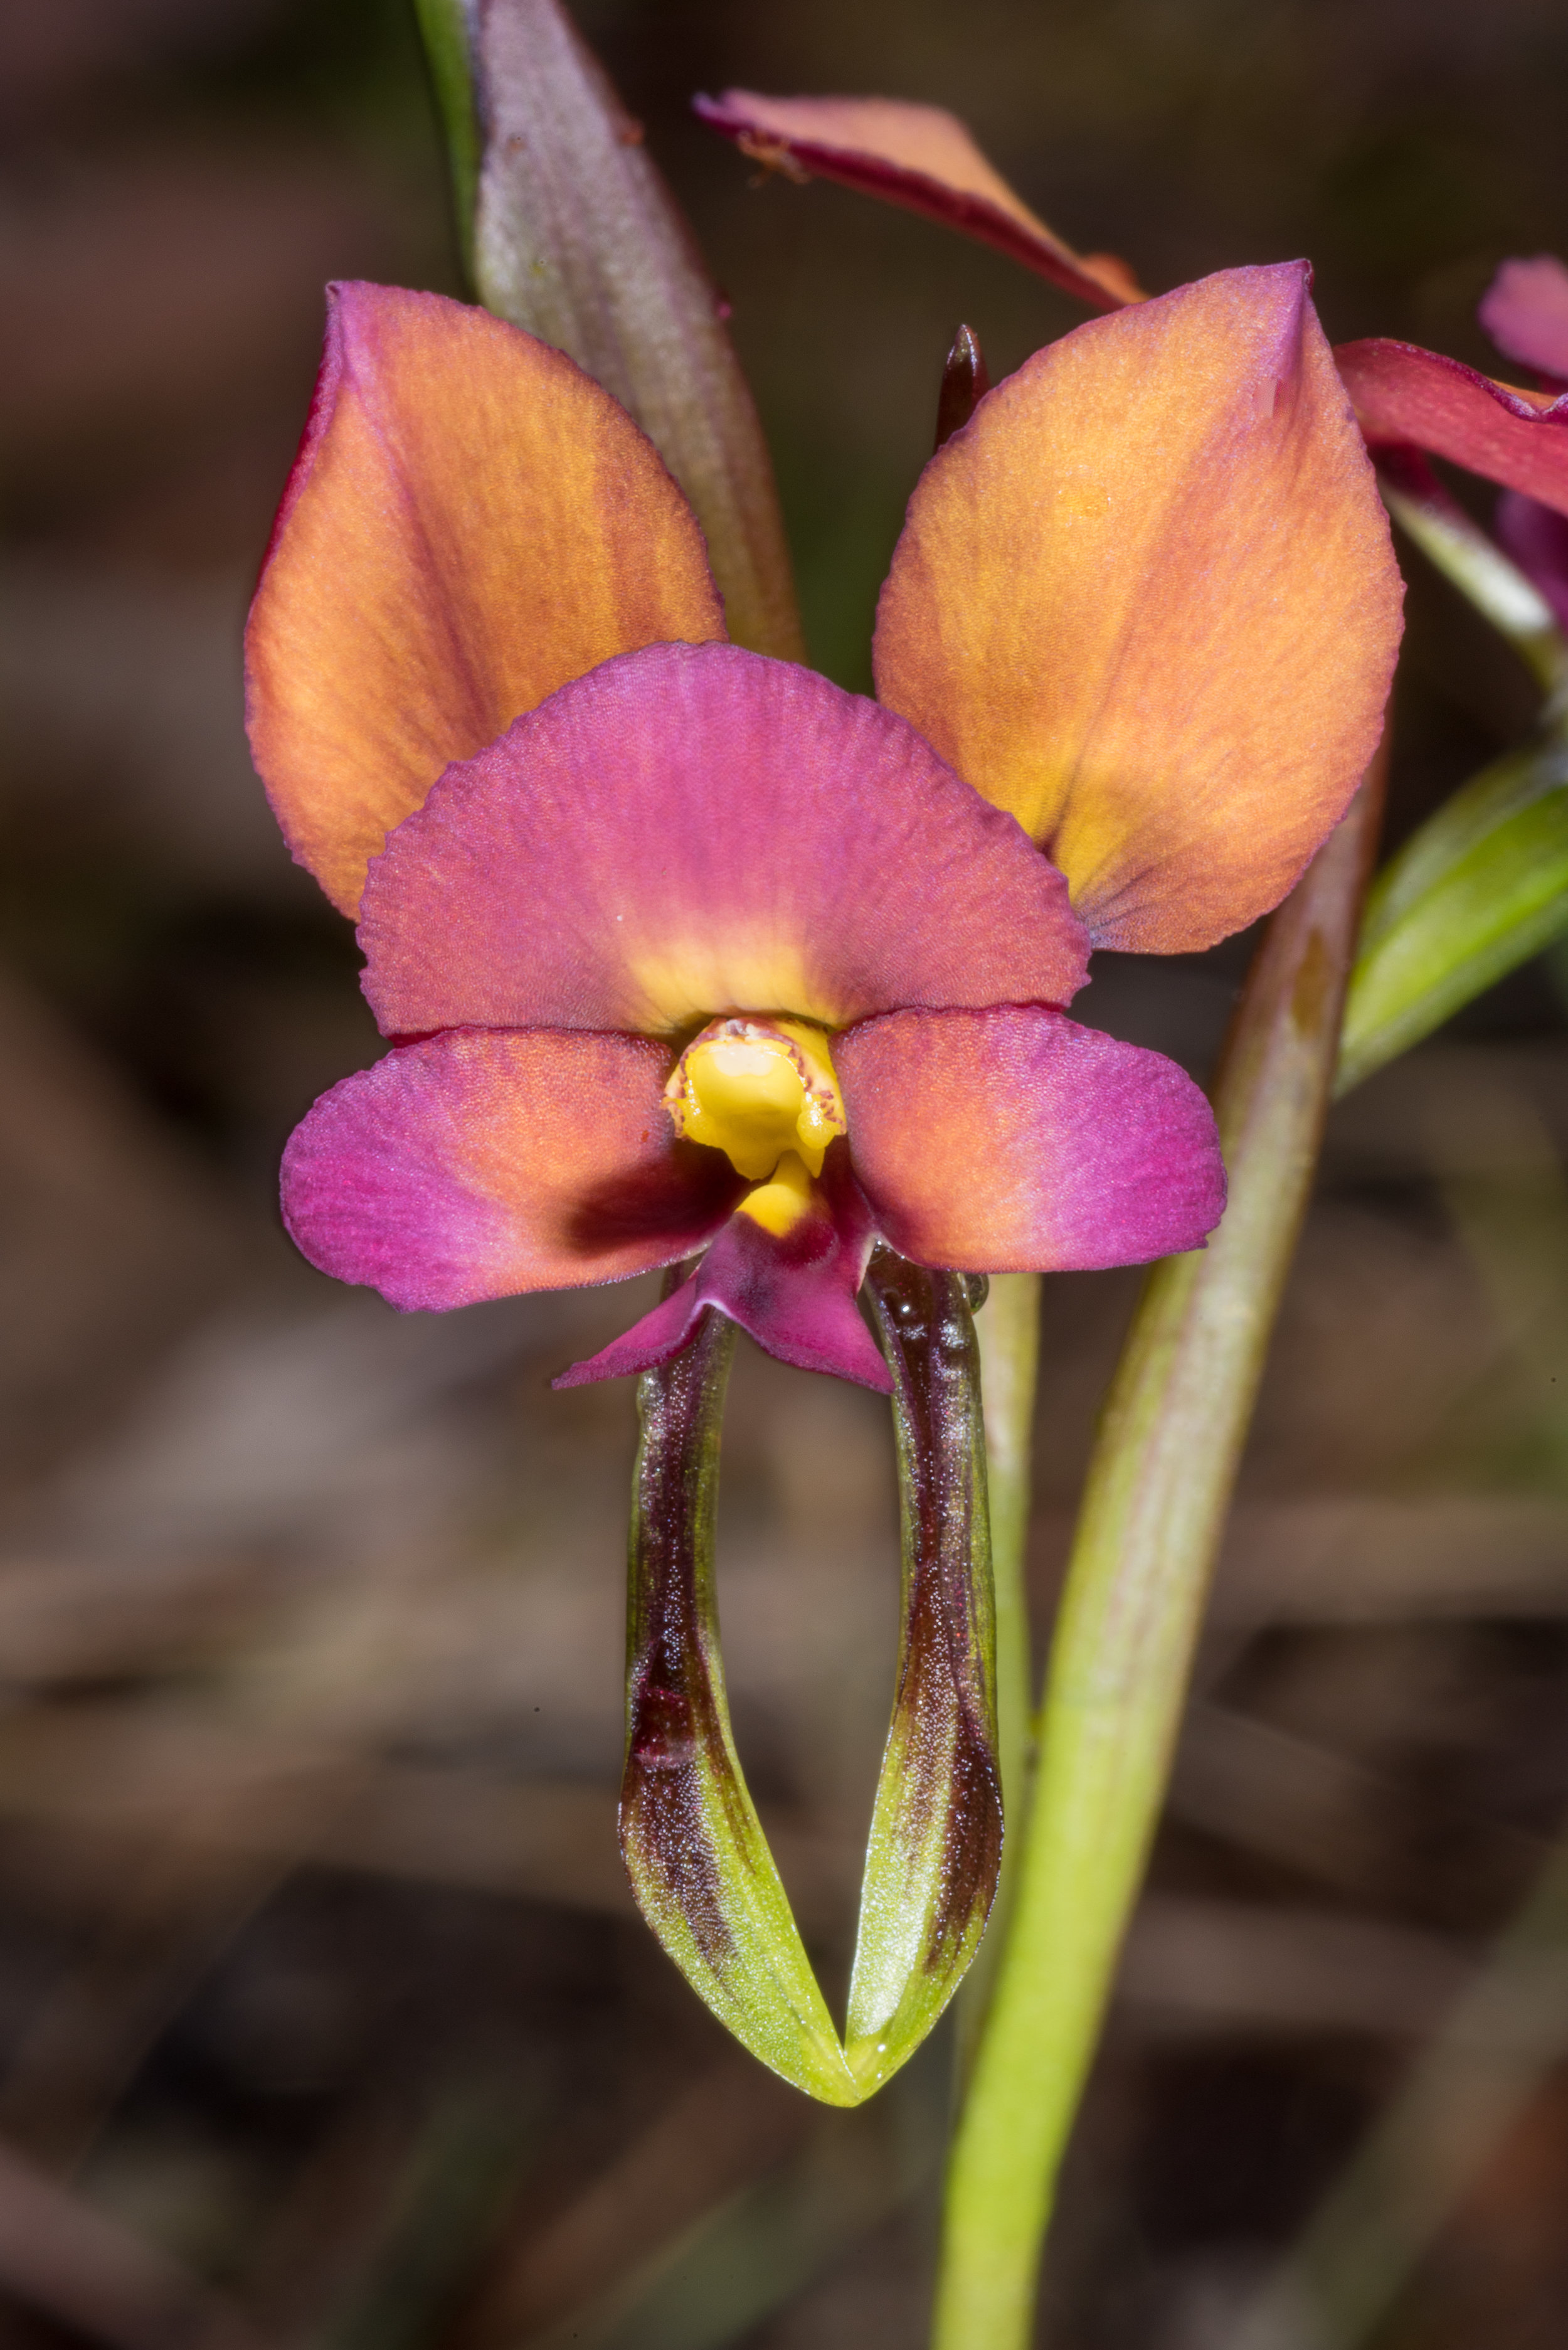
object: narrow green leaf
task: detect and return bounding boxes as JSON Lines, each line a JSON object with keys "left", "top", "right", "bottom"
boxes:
{"left": 1337, "top": 731, "right": 1568, "bottom": 1095}
{"left": 954, "top": 1270, "right": 1040, "bottom": 2082}
{"left": 411, "top": 0, "right": 481, "bottom": 274}
{"left": 447, "top": 0, "right": 803, "bottom": 663}
{"left": 620, "top": 1307, "right": 859, "bottom": 2107}
{"left": 847, "top": 1254, "right": 1002, "bottom": 2097}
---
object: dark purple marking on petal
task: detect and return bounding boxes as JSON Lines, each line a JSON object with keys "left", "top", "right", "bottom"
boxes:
{"left": 557, "top": 1142, "right": 891, "bottom": 1391}
{"left": 280, "top": 1026, "right": 736, "bottom": 1311}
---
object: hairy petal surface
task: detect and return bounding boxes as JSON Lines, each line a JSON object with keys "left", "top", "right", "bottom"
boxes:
{"left": 363, "top": 641, "right": 1088, "bottom": 1039}
{"left": 558, "top": 1146, "right": 888, "bottom": 1391}
{"left": 1479, "top": 255, "right": 1568, "bottom": 388}
{"left": 1334, "top": 339, "right": 1568, "bottom": 518}
{"left": 281, "top": 1028, "right": 739, "bottom": 1311}
{"left": 835, "top": 1006, "right": 1226, "bottom": 1270}
{"left": 694, "top": 90, "right": 1138, "bottom": 312}
{"left": 246, "top": 281, "right": 724, "bottom": 917}
{"left": 876, "top": 265, "right": 1401, "bottom": 952}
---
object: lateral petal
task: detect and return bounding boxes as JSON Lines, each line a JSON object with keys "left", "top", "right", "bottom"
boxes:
{"left": 557, "top": 1147, "right": 890, "bottom": 1391}
{"left": 246, "top": 281, "right": 725, "bottom": 917}
{"left": 1333, "top": 339, "right": 1568, "bottom": 516}
{"left": 362, "top": 641, "right": 1088, "bottom": 1039}
{"left": 1479, "top": 255, "right": 1568, "bottom": 388}
{"left": 693, "top": 90, "right": 1138, "bottom": 312}
{"left": 281, "top": 1028, "right": 740, "bottom": 1311}
{"left": 835, "top": 1006, "right": 1226, "bottom": 1270}
{"left": 876, "top": 264, "right": 1402, "bottom": 951}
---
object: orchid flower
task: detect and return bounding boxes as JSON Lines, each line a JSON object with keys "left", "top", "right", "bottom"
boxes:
{"left": 246, "top": 254, "right": 1397, "bottom": 2097}
{"left": 250, "top": 271, "right": 1396, "bottom": 1392}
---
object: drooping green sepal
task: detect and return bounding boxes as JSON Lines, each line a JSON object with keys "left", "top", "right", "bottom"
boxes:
{"left": 620, "top": 1258, "right": 1004, "bottom": 2105}
{"left": 847, "top": 1253, "right": 1003, "bottom": 2094}
{"left": 621, "top": 1305, "right": 859, "bottom": 2106}
{"left": 1337, "top": 730, "right": 1568, "bottom": 1095}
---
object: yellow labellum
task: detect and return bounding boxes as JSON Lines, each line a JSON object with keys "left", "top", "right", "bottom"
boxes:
{"left": 665, "top": 1016, "right": 845, "bottom": 1181}
{"left": 736, "top": 1150, "right": 815, "bottom": 1236}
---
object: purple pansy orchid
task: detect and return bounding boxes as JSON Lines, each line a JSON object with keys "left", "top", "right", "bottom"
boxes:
{"left": 247, "top": 278, "right": 1401, "bottom": 1383}
{"left": 281, "top": 637, "right": 1223, "bottom": 1393}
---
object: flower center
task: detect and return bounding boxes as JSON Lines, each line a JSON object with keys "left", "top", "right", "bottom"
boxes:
{"left": 664, "top": 1018, "right": 847, "bottom": 1232}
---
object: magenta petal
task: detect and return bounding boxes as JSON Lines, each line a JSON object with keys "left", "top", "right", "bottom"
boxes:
{"left": 1495, "top": 489, "right": 1568, "bottom": 634}
{"left": 1479, "top": 256, "right": 1568, "bottom": 389}
{"left": 282, "top": 1028, "right": 741, "bottom": 1311}
{"left": 558, "top": 1149, "right": 891, "bottom": 1392}
{"left": 835, "top": 1005, "right": 1226, "bottom": 1271}
{"left": 360, "top": 641, "right": 1088, "bottom": 1040}
{"left": 1333, "top": 338, "right": 1568, "bottom": 516}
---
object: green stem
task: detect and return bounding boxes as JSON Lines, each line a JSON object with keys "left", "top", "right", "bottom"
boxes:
{"left": 931, "top": 755, "right": 1388, "bottom": 2350}
{"left": 976, "top": 1273, "right": 1041, "bottom": 1831}
{"left": 411, "top": 0, "right": 480, "bottom": 279}
{"left": 953, "top": 1272, "right": 1041, "bottom": 2076}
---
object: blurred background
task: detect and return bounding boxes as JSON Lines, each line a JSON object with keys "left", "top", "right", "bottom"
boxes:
{"left": 3, "top": 0, "right": 1568, "bottom": 2343}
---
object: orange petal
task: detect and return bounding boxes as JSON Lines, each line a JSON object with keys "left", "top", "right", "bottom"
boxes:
{"left": 245, "top": 282, "right": 726, "bottom": 916}
{"left": 874, "top": 263, "right": 1403, "bottom": 953}
{"left": 694, "top": 91, "right": 1139, "bottom": 314}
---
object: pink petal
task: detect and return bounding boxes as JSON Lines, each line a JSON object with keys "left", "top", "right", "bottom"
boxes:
{"left": 835, "top": 1005, "right": 1226, "bottom": 1270}
{"left": 557, "top": 1147, "right": 890, "bottom": 1391}
{"left": 1495, "top": 489, "right": 1568, "bottom": 634}
{"left": 1333, "top": 339, "right": 1568, "bottom": 517}
{"left": 281, "top": 1028, "right": 741, "bottom": 1311}
{"left": 692, "top": 90, "right": 1138, "bottom": 313}
{"left": 361, "top": 641, "right": 1088, "bottom": 1039}
{"left": 1479, "top": 256, "right": 1568, "bottom": 389}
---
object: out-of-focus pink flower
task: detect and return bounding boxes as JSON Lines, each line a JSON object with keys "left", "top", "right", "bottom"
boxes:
{"left": 1480, "top": 255, "right": 1568, "bottom": 393}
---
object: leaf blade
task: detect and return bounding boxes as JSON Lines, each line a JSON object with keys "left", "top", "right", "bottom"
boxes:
{"left": 1338, "top": 733, "right": 1568, "bottom": 1094}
